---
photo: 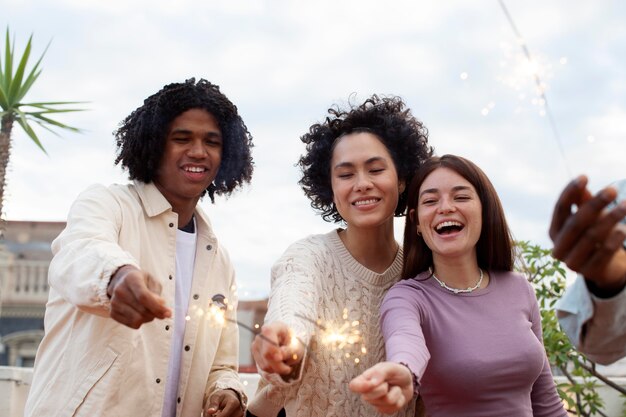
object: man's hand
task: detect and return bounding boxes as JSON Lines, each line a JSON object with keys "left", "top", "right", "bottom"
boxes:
{"left": 349, "top": 361, "right": 414, "bottom": 415}
{"left": 251, "top": 322, "right": 304, "bottom": 376}
{"left": 107, "top": 265, "right": 172, "bottom": 328}
{"left": 204, "top": 389, "right": 244, "bottom": 417}
{"left": 549, "top": 175, "right": 626, "bottom": 293}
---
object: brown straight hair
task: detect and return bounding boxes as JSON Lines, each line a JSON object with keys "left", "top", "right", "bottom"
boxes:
{"left": 402, "top": 154, "right": 514, "bottom": 280}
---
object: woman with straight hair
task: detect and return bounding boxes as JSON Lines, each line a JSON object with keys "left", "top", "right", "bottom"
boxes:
{"left": 350, "top": 155, "right": 567, "bottom": 416}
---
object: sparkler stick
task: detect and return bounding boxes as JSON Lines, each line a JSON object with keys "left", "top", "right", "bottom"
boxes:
{"left": 498, "top": 0, "right": 572, "bottom": 177}
{"left": 208, "top": 294, "right": 308, "bottom": 358}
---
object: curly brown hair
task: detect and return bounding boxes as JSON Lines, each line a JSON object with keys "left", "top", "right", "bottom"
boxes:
{"left": 298, "top": 94, "right": 433, "bottom": 223}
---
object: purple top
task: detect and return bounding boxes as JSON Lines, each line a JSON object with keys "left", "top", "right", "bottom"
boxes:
{"left": 382, "top": 270, "right": 567, "bottom": 417}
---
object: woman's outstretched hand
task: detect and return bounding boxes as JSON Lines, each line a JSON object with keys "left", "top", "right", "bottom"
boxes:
{"left": 349, "top": 361, "right": 414, "bottom": 415}
{"left": 251, "top": 321, "right": 304, "bottom": 376}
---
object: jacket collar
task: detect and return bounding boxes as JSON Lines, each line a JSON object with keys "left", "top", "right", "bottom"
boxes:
{"left": 133, "top": 180, "right": 216, "bottom": 241}
{"left": 133, "top": 180, "right": 172, "bottom": 217}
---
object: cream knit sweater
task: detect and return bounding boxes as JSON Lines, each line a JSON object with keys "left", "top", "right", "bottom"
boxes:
{"left": 247, "top": 230, "right": 416, "bottom": 417}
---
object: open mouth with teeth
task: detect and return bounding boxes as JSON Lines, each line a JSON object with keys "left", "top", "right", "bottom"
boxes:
{"left": 184, "top": 166, "right": 207, "bottom": 173}
{"left": 352, "top": 198, "right": 380, "bottom": 206}
{"left": 435, "top": 221, "right": 464, "bottom": 235}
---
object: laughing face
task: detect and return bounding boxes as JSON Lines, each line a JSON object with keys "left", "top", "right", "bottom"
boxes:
{"left": 330, "top": 132, "right": 403, "bottom": 230}
{"left": 415, "top": 167, "right": 483, "bottom": 262}
{"left": 153, "top": 108, "right": 222, "bottom": 213}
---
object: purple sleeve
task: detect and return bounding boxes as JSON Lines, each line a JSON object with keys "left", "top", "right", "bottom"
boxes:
{"left": 527, "top": 281, "right": 568, "bottom": 417}
{"left": 380, "top": 284, "right": 430, "bottom": 392}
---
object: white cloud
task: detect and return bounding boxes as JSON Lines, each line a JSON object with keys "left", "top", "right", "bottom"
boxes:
{"left": 2, "top": 0, "right": 625, "bottom": 296}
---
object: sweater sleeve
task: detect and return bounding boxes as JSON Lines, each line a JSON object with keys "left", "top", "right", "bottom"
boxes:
{"left": 380, "top": 283, "right": 430, "bottom": 394}
{"left": 258, "top": 238, "right": 321, "bottom": 387}
{"left": 48, "top": 184, "right": 140, "bottom": 316}
{"left": 527, "top": 280, "right": 568, "bottom": 417}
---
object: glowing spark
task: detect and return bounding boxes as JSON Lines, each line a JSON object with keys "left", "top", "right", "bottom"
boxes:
{"left": 460, "top": 72, "right": 468, "bottom": 80}
{"left": 296, "top": 311, "right": 367, "bottom": 364}
{"left": 587, "top": 135, "right": 595, "bottom": 143}
{"left": 559, "top": 57, "right": 568, "bottom": 65}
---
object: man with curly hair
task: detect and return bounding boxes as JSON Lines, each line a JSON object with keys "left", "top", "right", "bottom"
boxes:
{"left": 25, "top": 78, "right": 253, "bottom": 417}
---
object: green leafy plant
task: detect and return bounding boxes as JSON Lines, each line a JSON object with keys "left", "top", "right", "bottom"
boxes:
{"left": 516, "top": 241, "right": 626, "bottom": 416}
{"left": 0, "top": 27, "right": 86, "bottom": 220}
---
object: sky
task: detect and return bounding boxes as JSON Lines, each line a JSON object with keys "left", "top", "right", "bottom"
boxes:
{"left": 3, "top": 0, "right": 625, "bottom": 299}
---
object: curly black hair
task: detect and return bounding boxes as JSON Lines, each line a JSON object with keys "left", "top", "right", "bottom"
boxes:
{"left": 298, "top": 94, "right": 433, "bottom": 223}
{"left": 114, "top": 78, "right": 253, "bottom": 202}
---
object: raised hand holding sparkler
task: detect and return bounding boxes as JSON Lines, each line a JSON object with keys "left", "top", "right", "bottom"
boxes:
{"left": 251, "top": 321, "right": 305, "bottom": 376}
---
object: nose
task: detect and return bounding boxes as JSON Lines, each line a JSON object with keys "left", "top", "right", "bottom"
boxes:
{"left": 354, "top": 172, "right": 373, "bottom": 192}
{"left": 437, "top": 196, "right": 456, "bottom": 213}
{"left": 187, "top": 139, "right": 207, "bottom": 158}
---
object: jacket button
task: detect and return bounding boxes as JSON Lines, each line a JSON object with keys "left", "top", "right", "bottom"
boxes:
{"left": 184, "top": 345, "right": 190, "bottom": 352}
{"left": 193, "top": 294, "right": 199, "bottom": 300}
{"left": 206, "top": 244, "right": 212, "bottom": 250}
{"left": 177, "top": 397, "right": 181, "bottom": 404}
{"left": 169, "top": 223, "right": 174, "bottom": 227}
{"left": 165, "top": 325, "right": 170, "bottom": 331}
{"left": 169, "top": 275, "right": 173, "bottom": 280}
{"left": 156, "top": 378, "right": 161, "bottom": 383}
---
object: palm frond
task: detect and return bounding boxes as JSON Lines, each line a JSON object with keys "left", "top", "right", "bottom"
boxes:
{"left": 27, "top": 112, "right": 82, "bottom": 133}
{"left": 15, "top": 111, "right": 46, "bottom": 153}
{"left": 7, "top": 34, "right": 33, "bottom": 103}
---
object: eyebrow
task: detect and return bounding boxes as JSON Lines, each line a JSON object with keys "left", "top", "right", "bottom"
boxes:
{"left": 333, "top": 156, "right": 386, "bottom": 170}
{"left": 419, "top": 185, "right": 472, "bottom": 198}
{"left": 170, "top": 128, "right": 222, "bottom": 138}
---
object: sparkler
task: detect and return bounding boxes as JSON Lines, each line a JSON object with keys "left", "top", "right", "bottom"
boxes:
{"left": 193, "top": 295, "right": 366, "bottom": 365}
{"left": 295, "top": 309, "right": 366, "bottom": 364}
{"left": 497, "top": 0, "right": 572, "bottom": 177}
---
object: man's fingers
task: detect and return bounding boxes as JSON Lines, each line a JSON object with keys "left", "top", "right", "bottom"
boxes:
{"left": 549, "top": 176, "right": 587, "bottom": 242}
{"left": 110, "top": 302, "right": 153, "bottom": 329}
{"left": 552, "top": 185, "right": 618, "bottom": 260}
{"left": 145, "top": 274, "right": 163, "bottom": 295}
{"left": 562, "top": 203, "right": 626, "bottom": 271}
{"left": 129, "top": 278, "right": 171, "bottom": 319}
{"left": 205, "top": 391, "right": 243, "bottom": 417}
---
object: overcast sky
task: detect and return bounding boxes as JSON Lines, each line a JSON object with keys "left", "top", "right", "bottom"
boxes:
{"left": 3, "top": 0, "right": 625, "bottom": 298}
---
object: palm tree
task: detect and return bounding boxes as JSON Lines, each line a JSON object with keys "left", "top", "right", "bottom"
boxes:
{"left": 0, "top": 27, "right": 85, "bottom": 223}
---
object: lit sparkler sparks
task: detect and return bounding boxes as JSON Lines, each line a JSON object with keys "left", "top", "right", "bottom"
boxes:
{"left": 497, "top": 0, "right": 572, "bottom": 176}
{"left": 296, "top": 309, "right": 366, "bottom": 364}
{"left": 190, "top": 295, "right": 366, "bottom": 365}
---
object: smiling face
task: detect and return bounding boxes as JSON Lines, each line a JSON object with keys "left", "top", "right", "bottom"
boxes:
{"left": 330, "top": 132, "right": 403, "bottom": 230}
{"left": 415, "top": 167, "right": 482, "bottom": 262}
{"left": 154, "top": 108, "right": 222, "bottom": 214}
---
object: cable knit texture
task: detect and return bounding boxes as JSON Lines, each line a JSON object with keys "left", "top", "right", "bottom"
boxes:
{"left": 247, "top": 229, "right": 416, "bottom": 417}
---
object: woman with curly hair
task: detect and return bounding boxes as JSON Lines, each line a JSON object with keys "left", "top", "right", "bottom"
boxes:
{"left": 247, "top": 95, "right": 432, "bottom": 417}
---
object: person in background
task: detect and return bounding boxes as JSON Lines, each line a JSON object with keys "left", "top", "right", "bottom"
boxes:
{"left": 246, "top": 95, "right": 432, "bottom": 417}
{"left": 350, "top": 155, "right": 567, "bottom": 416}
{"left": 551, "top": 176, "right": 626, "bottom": 365}
{"left": 25, "top": 78, "right": 253, "bottom": 417}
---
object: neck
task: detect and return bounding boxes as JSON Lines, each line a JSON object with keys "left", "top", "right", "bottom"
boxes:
{"left": 431, "top": 253, "right": 483, "bottom": 289}
{"left": 339, "top": 221, "right": 398, "bottom": 273}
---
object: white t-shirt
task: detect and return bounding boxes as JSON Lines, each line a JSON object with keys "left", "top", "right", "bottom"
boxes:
{"left": 162, "top": 224, "right": 197, "bottom": 417}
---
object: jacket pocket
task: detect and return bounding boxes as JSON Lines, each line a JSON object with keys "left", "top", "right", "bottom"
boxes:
{"left": 59, "top": 346, "right": 119, "bottom": 417}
